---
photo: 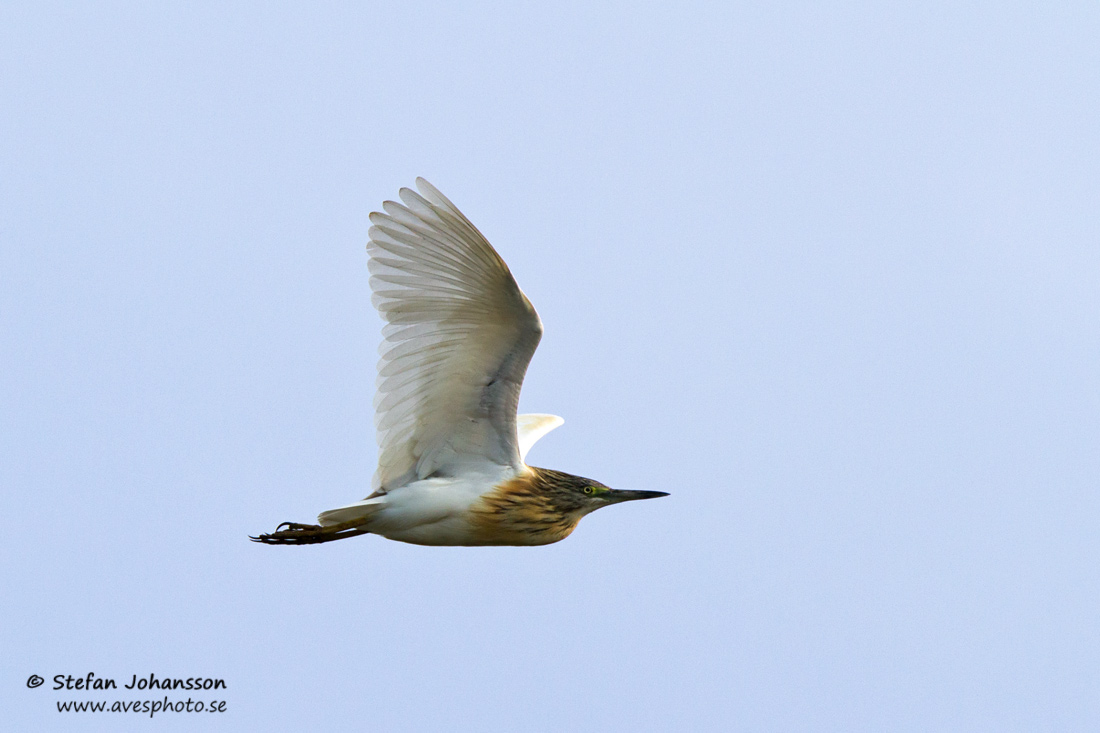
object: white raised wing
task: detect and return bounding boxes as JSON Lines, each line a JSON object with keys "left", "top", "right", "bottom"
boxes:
{"left": 516, "top": 413, "right": 564, "bottom": 462}
{"left": 367, "top": 178, "right": 543, "bottom": 491}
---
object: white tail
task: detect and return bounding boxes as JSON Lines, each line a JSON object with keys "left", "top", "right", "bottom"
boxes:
{"left": 317, "top": 496, "right": 386, "bottom": 527}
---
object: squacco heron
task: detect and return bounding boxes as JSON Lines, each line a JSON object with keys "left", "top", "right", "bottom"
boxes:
{"left": 252, "top": 179, "right": 667, "bottom": 547}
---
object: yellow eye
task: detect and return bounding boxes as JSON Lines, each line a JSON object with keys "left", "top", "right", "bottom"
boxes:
{"left": 583, "top": 486, "right": 594, "bottom": 494}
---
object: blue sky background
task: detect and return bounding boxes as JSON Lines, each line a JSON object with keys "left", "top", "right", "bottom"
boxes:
{"left": 3, "top": 2, "right": 1098, "bottom": 730}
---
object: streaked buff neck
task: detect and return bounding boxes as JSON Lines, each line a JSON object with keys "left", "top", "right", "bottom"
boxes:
{"left": 469, "top": 466, "right": 592, "bottom": 546}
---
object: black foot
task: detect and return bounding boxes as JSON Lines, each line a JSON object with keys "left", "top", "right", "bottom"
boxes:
{"left": 250, "top": 522, "right": 369, "bottom": 545}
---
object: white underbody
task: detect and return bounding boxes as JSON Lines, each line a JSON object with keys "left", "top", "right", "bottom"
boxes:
{"left": 319, "top": 463, "right": 519, "bottom": 546}
{"left": 316, "top": 414, "right": 564, "bottom": 546}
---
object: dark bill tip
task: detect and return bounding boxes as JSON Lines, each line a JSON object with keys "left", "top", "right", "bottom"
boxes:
{"left": 606, "top": 489, "right": 670, "bottom": 503}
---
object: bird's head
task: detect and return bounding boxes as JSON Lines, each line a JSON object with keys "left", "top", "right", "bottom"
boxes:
{"left": 576, "top": 481, "right": 671, "bottom": 513}
{"left": 533, "top": 468, "right": 669, "bottom": 517}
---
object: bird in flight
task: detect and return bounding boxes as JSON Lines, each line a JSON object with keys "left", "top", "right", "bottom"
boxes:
{"left": 252, "top": 178, "right": 667, "bottom": 547}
